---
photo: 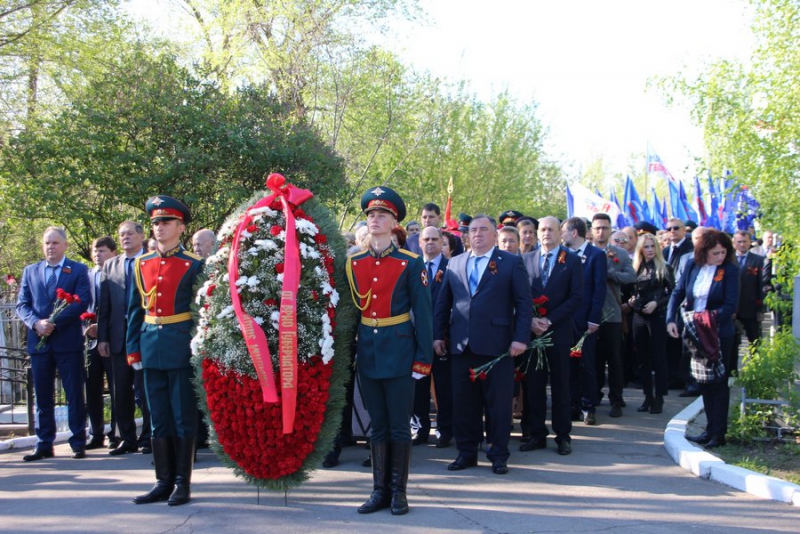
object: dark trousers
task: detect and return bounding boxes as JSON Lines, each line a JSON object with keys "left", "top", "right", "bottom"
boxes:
{"left": 569, "top": 329, "right": 598, "bottom": 412}
{"left": 527, "top": 343, "right": 571, "bottom": 442}
{"left": 622, "top": 311, "right": 639, "bottom": 384}
{"left": 30, "top": 350, "right": 86, "bottom": 450}
{"left": 699, "top": 336, "right": 734, "bottom": 439}
{"left": 110, "top": 352, "right": 150, "bottom": 447}
{"left": 143, "top": 367, "right": 197, "bottom": 439}
{"left": 431, "top": 353, "right": 453, "bottom": 441}
{"left": 451, "top": 348, "right": 513, "bottom": 462}
{"left": 358, "top": 371, "right": 414, "bottom": 443}
{"left": 632, "top": 312, "right": 669, "bottom": 398}
{"left": 596, "top": 322, "right": 624, "bottom": 406}
{"left": 413, "top": 374, "right": 432, "bottom": 438}
{"left": 85, "top": 346, "right": 114, "bottom": 440}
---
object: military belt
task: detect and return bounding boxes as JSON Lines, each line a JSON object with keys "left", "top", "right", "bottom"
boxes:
{"left": 144, "top": 312, "right": 193, "bottom": 325}
{"left": 361, "top": 312, "right": 411, "bottom": 328}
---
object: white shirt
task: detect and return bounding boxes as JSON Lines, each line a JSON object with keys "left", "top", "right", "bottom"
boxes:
{"left": 692, "top": 264, "right": 717, "bottom": 312}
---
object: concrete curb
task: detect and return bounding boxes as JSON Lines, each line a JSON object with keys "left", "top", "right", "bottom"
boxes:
{"left": 664, "top": 397, "right": 800, "bottom": 506}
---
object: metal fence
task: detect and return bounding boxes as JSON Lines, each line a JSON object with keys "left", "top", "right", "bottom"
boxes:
{"left": 1, "top": 289, "right": 34, "bottom": 435}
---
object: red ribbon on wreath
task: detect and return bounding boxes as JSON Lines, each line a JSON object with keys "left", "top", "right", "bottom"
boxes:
{"left": 227, "top": 173, "right": 313, "bottom": 434}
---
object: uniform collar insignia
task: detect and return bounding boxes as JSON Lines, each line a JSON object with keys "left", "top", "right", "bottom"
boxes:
{"left": 159, "top": 244, "right": 183, "bottom": 258}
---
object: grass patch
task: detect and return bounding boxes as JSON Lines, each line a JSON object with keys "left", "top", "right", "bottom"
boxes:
{"left": 713, "top": 439, "right": 800, "bottom": 485}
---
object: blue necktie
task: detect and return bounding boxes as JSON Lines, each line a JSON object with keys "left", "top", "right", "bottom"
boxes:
{"left": 426, "top": 261, "right": 434, "bottom": 284}
{"left": 125, "top": 258, "right": 133, "bottom": 295}
{"left": 541, "top": 252, "right": 552, "bottom": 287}
{"left": 46, "top": 265, "right": 59, "bottom": 301}
{"left": 469, "top": 256, "right": 484, "bottom": 296}
{"left": 738, "top": 255, "right": 746, "bottom": 268}
{"left": 95, "top": 271, "right": 102, "bottom": 309}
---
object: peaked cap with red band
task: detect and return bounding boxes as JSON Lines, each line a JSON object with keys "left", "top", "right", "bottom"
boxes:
{"left": 146, "top": 195, "right": 193, "bottom": 224}
{"left": 360, "top": 185, "right": 407, "bottom": 222}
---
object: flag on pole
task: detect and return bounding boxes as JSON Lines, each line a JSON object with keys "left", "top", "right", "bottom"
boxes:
{"left": 721, "top": 172, "right": 737, "bottom": 233}
{"left": 567, "top": 183, "right": 624, "bottom": 226}
{"left": 651, "top": 188, "right": 667, "bottom": 229}
{"left": 444, "top": 176, "right": 456, "bottom": 229}
{"left": 646, "top": 144, "right": 682, "bottom": 218}
{"left": 679, "top": 180, "right": 698, "bottom": 223}
{"left": 692, "top": 176, "right": 708, "bottom": 226}
{"left": 706, "top": 174, "right": 722, "bottom": 230}
{"left": 609, "top": 188, "right": 628, "bottom": 229}
{"left": 623, "top": 175, "right": 646, "bottom": 225}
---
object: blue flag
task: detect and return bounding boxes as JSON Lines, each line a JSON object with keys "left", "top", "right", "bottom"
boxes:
{"left": 693, "top": 176, "right": 709, "bottom": 226}
{"left": 721, "top": 173, "right": 737, "bottom": 233}
{"left": 566, "top": 183, "right": 575, "bottom": 218}
{"left": 623, "top": 175, "right": 646, "bottom": 225}
{"left": 679, "top": 180, "right": 698, "bottom": 224}
{"left": 651, "top": 188, "right": 667, "bottom": 229}
{"left": 706, "top": 175, "right": 721, "bottom": 230}
{"left": 609, "top": 188, "right": 627, "bottom": 229}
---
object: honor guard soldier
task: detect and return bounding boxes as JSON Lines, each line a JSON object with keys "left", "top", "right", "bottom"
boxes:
{"left": 127, "top": 195, "right": 204, "bottom": 506}
{"left": 346, "top": 186, "right": 433, "bottom": 516}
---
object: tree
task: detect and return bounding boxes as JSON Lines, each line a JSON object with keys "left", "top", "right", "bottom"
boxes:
{"left": 0, "top": 49, "right": 345, "bottom": 260}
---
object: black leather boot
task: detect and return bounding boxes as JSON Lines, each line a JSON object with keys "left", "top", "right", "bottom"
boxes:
{"left": 168, "top": 437, "right": 195, "bottom": 506}
{"left": 637, "top": 396, "right": 653, "bottom": 412}
{"left": 134, "top": 438, "right": 174, "bottom": 504}
{"left": 389, "top": 441, "right": 412, "bottom": 515}
{"left": 649, "top": 396, "right": 664, "bottom": 414}
{"left": 357, "top": 442, "right": 390, "bottom": 513}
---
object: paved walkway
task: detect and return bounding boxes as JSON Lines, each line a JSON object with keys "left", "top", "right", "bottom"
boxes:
{"left": 1, "top": 390, "right": 798, "bottom": 533}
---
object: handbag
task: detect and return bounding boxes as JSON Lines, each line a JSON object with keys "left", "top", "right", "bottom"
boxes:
{"left": 682, "top": 310, "right": 726, "bottom": 383}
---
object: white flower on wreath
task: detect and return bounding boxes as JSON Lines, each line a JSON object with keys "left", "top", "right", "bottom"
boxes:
{"left": 295, "top": 219, "right": 318, "bottom": 236}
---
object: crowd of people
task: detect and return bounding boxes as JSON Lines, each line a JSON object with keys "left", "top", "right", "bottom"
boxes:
{"left": 13, "top": 186, "right": 776, "bottom": 515}
{"left": 340, "top": 188, "right": 775, "bottom": 515}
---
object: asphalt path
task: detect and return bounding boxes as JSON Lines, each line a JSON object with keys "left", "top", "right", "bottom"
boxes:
{"left": 1, "top": 389, "right": 797, "bottom": 533}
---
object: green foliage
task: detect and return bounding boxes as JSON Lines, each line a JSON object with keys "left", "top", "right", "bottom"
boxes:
{"left": 730, "top": 327, "right": 800, "bottom": 441}
{"left": 0, "top": 48, "right": 345, "bottom": 261}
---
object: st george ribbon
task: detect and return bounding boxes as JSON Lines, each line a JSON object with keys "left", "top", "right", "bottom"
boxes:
{"left": 227, "top": 173, "right": 313, "bottom": 434}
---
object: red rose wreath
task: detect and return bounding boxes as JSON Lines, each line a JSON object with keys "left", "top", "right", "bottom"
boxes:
{"left": 192, "top": 174, "right": 356, "bottom": 491}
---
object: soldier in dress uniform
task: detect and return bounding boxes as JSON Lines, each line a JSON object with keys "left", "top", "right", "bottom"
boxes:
{"left": 127, "top": 195, "right": 204, "bottom": 506}
{"left": 346, "top": 186, "right": 433, "bottom": 516}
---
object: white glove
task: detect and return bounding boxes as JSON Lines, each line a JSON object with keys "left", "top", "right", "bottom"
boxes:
{"left": 412, "top": 372, "right": 425, "bottom": 380}
{"left": 132, "top": 362, "right": 143, "bottom": 371}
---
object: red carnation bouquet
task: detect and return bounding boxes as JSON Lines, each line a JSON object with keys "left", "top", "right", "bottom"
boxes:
{"left": 35, "top": 288, "right": 81, "bottom": 350}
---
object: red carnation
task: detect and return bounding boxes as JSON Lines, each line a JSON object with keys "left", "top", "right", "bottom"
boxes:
{"left": 64, "top": 293, "right": 74, "bottom": 304}
{"left": 478, "top": 372, "right": 488, "bottom": 381}
{"left": 264, "top": 298, "right": 277, "bottom": 307}
{"left": 247, "top": 224, "right": 258, "bottom": 233}
{"left": 294, "top": 209, "right": 306, "bottom": 218}
{"left": 311, "top": 290, "right": 319, "bottom": 301}
{"left": 275, "top": 263, "right": 285, "bottom": 274}
{"left": 270, "top": 225, "right": 283, "bottom": 236}
{"left": 56, "top": 288, "right": 66, "bottom": 300}
{"left": 206, "top": 284, "right": 217, "bottom": 297}
{"left": 314, "top": 234, "right": 327, "bottom": 244}
{"left": 80, "top": 312, "right": 96, "bottom": 322}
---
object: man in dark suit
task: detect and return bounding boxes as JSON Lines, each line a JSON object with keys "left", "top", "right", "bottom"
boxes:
{"left": 663, "top": 218, "right": 695, "bottom": 393}
{"left": 406, "top": 202, "right": 465, "bottom": 257}
{"left": 434, "top": 214, "right": 532, "bottom": 475}
{"left": 733, "top": 231, "right": 765, "bottom": 367}
{"left": 98, "top": 221, "right": 151, "bottom": 456}
{"left": 412, "top": 226, "right": 452, "bottom": 447}
{"left": 521, "top": 216, "right": 582, "bottom": 456}
{"left": 561, "top": 217, "right": 606, "bottom": 425}
{"left": 85, "top": 236, "right": 118, "bottom": 451}
{"left": 128, "top": 198, "right": 204, "bottom": 506}
{"left": 17, "top": 226, "right": 91, "bottom": 461}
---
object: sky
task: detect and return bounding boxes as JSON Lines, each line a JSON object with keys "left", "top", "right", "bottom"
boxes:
{"left": 125, "top": 0, "right": 755, "bottom": 186}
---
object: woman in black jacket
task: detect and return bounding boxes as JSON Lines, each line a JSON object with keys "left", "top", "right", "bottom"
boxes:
{"left": 630, "top": 233, "right": 674, "bottom": 414}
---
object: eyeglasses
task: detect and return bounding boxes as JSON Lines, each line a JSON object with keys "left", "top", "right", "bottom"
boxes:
{"left": 613, "top": 237, "right": 629, "bottom": 243}
{"left": 667, "top": 226, "right": 683, "bottom": 231}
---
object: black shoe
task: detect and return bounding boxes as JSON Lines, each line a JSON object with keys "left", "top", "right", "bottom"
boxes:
{"left": 322, "top": 448, "right": 340, "bottom": 468}
{"left": 358, "top": 490, "right": 390, "bottom": 514}
{"left": 491, "top": 460, "right": 508, "bottom": 475}
{"left": 447, "top": 456, "right": 478, "bottom": 471}
{"left": 637, "top": 398, "right": 653, "bottom": 412}
{"left": 108, "top": 438, "right": 121, "bottom": 450}
{"left": 705, "top": 436, "right": 726, "bottom": 449}
{"left": 679, "top": 388, "right": 700, "bottom": 398}
{"left": 649, "top": 396, "right": 664, "bottom": 414}
{"left": 435, "top": 437, "right": 452, "bottom": 448}
{"left": 519, "top": 438, "right": 547, "bottom": 452}
{"left": 411, "top": 435, "right": 429, "bottom": 446}
{"left": 685, "top": 432, "right": 709, "bottom": 444}
{"left": 23, "top": 448, "right": 54, "bottom": 462}
{"left": 85, "top": 438, "right": 105, "bottom": 450}
{"left": 140, "top": 443, "right": 152, "bottom": 455}
{"left": 72, "top": 448, "right": 86, "bottom": 459}
{"left": 609, "top": 405, "right": 623, "bottom": 418}
{"left": 618, "top": 400, "right": 627, "bottom": 408}
{"left": 109, "top": 443, "right": 138, "bottom": 456}
{"left": 583, "top": 411, "right": 596, "bottom": 425}
{"left": 361, "top": 455, "right": 371, "bottom": 467}
{"left": 556, "top": 440, "right": 572, "bottom": 456}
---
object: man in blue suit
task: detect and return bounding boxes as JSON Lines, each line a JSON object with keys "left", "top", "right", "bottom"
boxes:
{"left": 521, "top": 216, "right": 582, "bottom": 456}
{"left": 412, "top": 226, "right": 452, "bottom": 447}
{"left": 434, "top": 214, "right": 532, "bottom": 475}
{"left": 561, "top": 217, "right": 606, "bottom": 425}
{"left": 17, "top": 226, "right": 91, "bottom": 461}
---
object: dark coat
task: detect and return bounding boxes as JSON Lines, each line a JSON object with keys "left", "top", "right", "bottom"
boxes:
{"left": 666, "top": 259, "right": 740, "bottom": 338}
{"left": 736, "top": 252, "right": 765, "bottom": 319}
